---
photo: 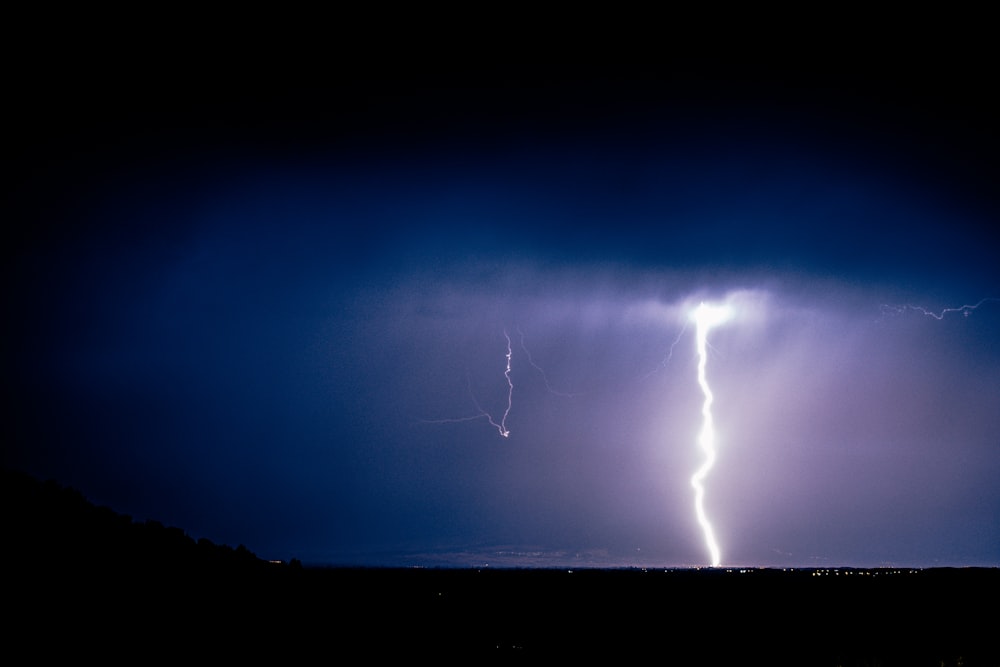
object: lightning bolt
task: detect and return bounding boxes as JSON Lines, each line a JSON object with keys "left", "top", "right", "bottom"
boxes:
{"left": 690, "top": 302, "right": 732, "bottom": 567}
{"left": 880, "top": 297, "right": 999, "bottom": 320}
{"left": 422, "top": 330, "right": 513, "bottom": 438}
{"left": 485, "top": 329, "right": 513, "bottom": 438}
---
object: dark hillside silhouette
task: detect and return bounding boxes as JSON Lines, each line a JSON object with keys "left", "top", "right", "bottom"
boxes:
{"left": 1, "top": 467, "right": 272, "bottom": 573}
{"left": 2, "top": 467, "right": 996, "bottom": 664}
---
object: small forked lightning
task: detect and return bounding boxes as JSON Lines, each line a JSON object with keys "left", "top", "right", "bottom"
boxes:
{"left": 644, "top": 320, "right": 689, "bottom": 379}
{"left": 486, "top": 329, "right": 513, "bottom": 437}
{"left": 422, "top": 330, "right": 513, "bottom": 438}
{"left": 690, "top": 302, "right": 732, "bottom": 567}
{"left": 518, "top": 327, "right": 579, "bottom": 397}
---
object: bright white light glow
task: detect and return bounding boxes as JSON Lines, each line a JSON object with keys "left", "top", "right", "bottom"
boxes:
{"left": 690, "top": 302, "right": 732, "bottom": 567}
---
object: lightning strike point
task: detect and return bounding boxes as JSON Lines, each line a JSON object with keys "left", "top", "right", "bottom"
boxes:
{"left": 689, "top": 302, "right": 732, "bottom": 567}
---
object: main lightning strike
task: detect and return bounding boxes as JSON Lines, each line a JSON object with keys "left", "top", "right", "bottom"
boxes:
{"left": 690, "top": 302, "right": 732, "bottom": 567}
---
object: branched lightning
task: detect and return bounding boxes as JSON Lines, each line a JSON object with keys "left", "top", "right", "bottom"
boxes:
{"left": 880, "top": 297, "right": 999, "bottom": 320}
{"left": 422, "top": 330, "right": 513, "bottom": 438}
{"left": 486, "top": 329, "right": 514, "bottom": 438}
{"left": 518, "top": 327, "right": 579, "bottom": 397}
{"left": 643, "top": 320, "right": 689, "bottom": 379}
{"left": 690, "top": 302, "right": 732, "bottom": 567}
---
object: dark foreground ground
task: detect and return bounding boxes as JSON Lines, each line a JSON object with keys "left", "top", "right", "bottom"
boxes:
{"left": 4, "top": 470, "right": 997, "bottom": 664}
{"left": 7, "top": 562, "right": 999, "bottom": 664}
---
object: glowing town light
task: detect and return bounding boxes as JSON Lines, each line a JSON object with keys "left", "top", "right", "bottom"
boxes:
{"left": 690, "top": 302, "right": 732, "bottom": 567}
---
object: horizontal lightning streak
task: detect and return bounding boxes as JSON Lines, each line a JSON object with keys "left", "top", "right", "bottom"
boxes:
{"left": 881, "top": 297, "right": 999, "bottom": 320}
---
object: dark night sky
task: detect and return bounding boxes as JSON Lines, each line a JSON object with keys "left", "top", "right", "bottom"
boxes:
{"left": 4, "top": 20, "right": 998, "bottom": 567}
